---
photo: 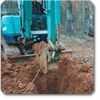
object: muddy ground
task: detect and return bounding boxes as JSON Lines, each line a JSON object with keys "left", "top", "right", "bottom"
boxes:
{"left": 1, "top": 35, "right": 94, "bottom": 94}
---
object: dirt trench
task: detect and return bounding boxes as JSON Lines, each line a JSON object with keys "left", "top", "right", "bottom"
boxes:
{"left": 1, "top": 41, "right": 94, "bottom": 94}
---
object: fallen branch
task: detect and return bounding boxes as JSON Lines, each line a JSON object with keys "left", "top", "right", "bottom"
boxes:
{"left": 32, "top": 57, "right": 46, "bottom": 83}
{"left": 32, "top": 66, "right": 42, "bottom": 83}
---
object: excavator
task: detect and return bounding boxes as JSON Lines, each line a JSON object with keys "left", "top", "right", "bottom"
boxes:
{"left": 1, "top": 0, "right": 72, "bottom": 74}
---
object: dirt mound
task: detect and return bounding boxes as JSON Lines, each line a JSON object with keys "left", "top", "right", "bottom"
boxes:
{"left": 1, "top": 58, "right": 40, "bottom": 94}
{"left": 57, "top": 57, "right": 94, "bottom": 94}
{"left": 1, "top": 56, "right": 94, "bottom": 94}
{"left": 33, "top": 41, "right": 48, "bottom": 57}
{"left": 33, "top": 41, "right": 48, "bottom": 74}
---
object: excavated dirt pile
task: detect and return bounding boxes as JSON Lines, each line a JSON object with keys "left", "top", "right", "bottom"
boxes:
{"left": 1, "top": 41, "right": 94, "bottom": 94}
{"left": 57, "top": 57, "right": 94, "bottom": 94}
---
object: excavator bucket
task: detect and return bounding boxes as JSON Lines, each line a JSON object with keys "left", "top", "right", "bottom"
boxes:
{"left": 35, "top": 50, "right": 72, "bottom": 74}
{"left": 35, "top": 51, "right": 59, "bottom": 74}
{"left": 33, "top": 41, "right": 72, "bottom": 74}
{"left": 47, "top": 50, "right": 72, "bottom": 72}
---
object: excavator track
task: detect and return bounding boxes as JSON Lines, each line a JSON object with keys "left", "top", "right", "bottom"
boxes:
{"left": 1, "top": 41, "right": 36, "bottom": 63}
{"left": 1, "top": 41, "right": 21, "bottom": 59}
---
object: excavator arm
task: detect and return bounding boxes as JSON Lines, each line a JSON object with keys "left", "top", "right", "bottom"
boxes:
{"left": 33, "top": 1, "right": 72, "bottom": 74}
{"left": 16, "top": 0, "right": 33, "bottom": 45}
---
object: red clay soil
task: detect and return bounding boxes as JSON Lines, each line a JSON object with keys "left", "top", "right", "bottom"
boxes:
{"left": 57, "top": 57, "right": 94, "bottom": 94}
{"left": 33, "top": 41, "right": 48, "bottom": 74}
{"left": 33, "top": 41, "right": 48, "bottom": 57}
{"left": 1, "top": 56, "right": 94, "bottom": 94}
{"left": 1, "top": 41, "right": 94, "bottom": 94}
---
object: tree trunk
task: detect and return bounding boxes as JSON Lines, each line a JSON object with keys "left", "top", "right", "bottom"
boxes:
{"left": 89, "top": 1, "right": 94, "bottom": 26}
{"left": 85, "top": 1, "right": 90, "bottom": 34}
{"left": 73, "top": 2, "right": 79, "bottom": 34}
{"left": 65, "top": 1, "right": 74, "bottom": 38}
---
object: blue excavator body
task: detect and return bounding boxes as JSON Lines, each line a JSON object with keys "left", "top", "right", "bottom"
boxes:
{"left": 1, "top": 15, "right": 47, "bottom": 44}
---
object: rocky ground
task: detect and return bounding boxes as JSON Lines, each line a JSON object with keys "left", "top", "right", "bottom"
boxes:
{"left": 1, "top": 36, "right": 94, "bottom": 94}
